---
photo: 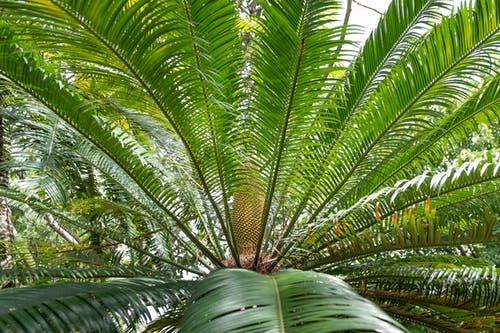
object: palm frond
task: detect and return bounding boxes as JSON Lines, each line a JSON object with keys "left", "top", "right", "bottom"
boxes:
{"left": 0, "top": 186, "right": 205, "bottom": 275}
{"left": 50, "top": 0, "right": 243, "bottom": 233}
{"left": 283, "top": 159, "right": 498, "bottom": 267}
{"left": 333, "top": 160, "right": 499, "bottom": 231}
{"left": 0, "top": 278, "right": 193, "bottom": 333}
{"left": 321, "top": 254, "right": 499, "bottom": 331}
{"left": 247, "top": 0, "right": 349, "bottom": 257}
{"left": 345, "top": 262, "right": 499, "bottom": 313}
{"left": 367, "top": 75, "right": 500, "bottom": 192}
{"left": 0, "top": 26, "right": 223, "bottom": 265}
{"left": 344, "top": 0, "right": 450, "bottom": 123}
{"left": 298, "top": 0, "right": 444, "bottom": 202}
{"left": 276, "top": 0, "right": 499, "bottom": 261}
{"left": 320, "top": 0, "right": 497, "bottom": 213}
{"left": 297, "top": 207, "right": 497, "bottom": 270}
{"left": 179, "top": 268, "right": 407, "bottom": 333}
{"left": 0, "top": 266, "right": 168, "bottom": 284}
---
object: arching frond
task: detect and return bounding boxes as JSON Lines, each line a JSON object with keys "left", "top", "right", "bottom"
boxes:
{"left": 0, "top": 186, "right": 205, "bottom": 275}
{"left": 275, "top": 0, "right": 499, "bottom": 262}
{"left": 346, "top": 262, "right": 499, "bottom": 312}
{"left": 283, "top": 160, "right": 498, "bottom": 266}
{"left": 0, "top": 26, "right": 223, "bottom": 265}
{"left": 333, "top": 160, "right": 499, "bottom": 231}
{"left": 296, "top": 207, "right": 497, "bottom": 270}
{"left": 367, "top": 75, "right": 500, "bottom": 191}
{"left": 245, "top": 0, "right": 351, "bottom": 257}
{"left": 344, "top": 0, "right": 450, "bottom": 122}
{"left": 0, "top": 266, "right": 168, "bottom": 284}
{"left": 0, "top": 278, "right": 193, "bottom": 333}
{"left": 322, "top": 254, "right": 499, "bottom": 332}
{"left": 179, "top": 269, "right": 407, "bottom": 333}
{"left": 0, "top": 0, "right": 497, "bottom": 331}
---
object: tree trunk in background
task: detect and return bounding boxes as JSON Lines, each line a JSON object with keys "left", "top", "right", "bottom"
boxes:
{"left": 0, "top": 116, "right": 14, "bottom": 269}
{"left": 45, "top": 214, "right": 80, "bottom": 245}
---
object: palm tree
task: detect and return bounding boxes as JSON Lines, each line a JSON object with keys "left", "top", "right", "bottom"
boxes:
{"left": 0, "top": 0, "right": 498, "bottom": 331}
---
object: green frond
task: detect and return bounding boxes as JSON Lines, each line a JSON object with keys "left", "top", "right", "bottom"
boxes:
{"left": 325, "top": 0, "right": 500, "bottom": 211}
{"left": 0, "top": 26, "right": 223, "bottom": 265}
{"left": 344, "top": 0, "right": 450, "bottom": 121}
{"left": 383, "top": 306, "right": 472, "bottom": 333}
{"left": 276, "top": 1, "right": 452, "bottom": 252}
{"left": 345, "top": 262, "right": 499, "bottom": 312}
{"left": 179, "top": 268, "right": 407, "bottom": 333}
{"left": 326, "top": 254, "right": 499, "bottom": 331}
{"left": 283, "top": 160, "right": 498, "bottom": 267}
{"left": 247, "top": 0, "right": 349, "bottom": 256}
{"left": 366, "top": 76, "right": 500, "bottom": 191}
{"left": 331, "top": 160, "right": 498, "bottom": 232}
{"left": 0, "top": 186, "right": 205, "bottom": 275}
{"left": 276, "top": 0, "right": 499, "bottom": 259}
{"left": 0, "top": 278, "right": 193, "bottom": 333}
{"left": 0, "top": 0, "right": 497, "bottom": 331}
{"left": 0, "top": 98, "right": 85, "bottom": 205}
{"left": 295, "top": 202, "right": 497, "bottom": 269}
{"left": 0, "top": 266, "right": 168, "bottom": 284}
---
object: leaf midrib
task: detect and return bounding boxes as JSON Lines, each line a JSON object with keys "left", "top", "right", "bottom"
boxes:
{"left": 305, "top": 23, "right": 500, "bottom": 227}
{"left": 275, "top": 0, "right": 448, "bottom": 250}
{"left": 271, "top": 275, "right": 286, "bottom": 333}
{"left": 49, "top": 0, "right": 227, "bottom": 244}
{"left": 46, "top": 0, "right": 226, "bottom": 264}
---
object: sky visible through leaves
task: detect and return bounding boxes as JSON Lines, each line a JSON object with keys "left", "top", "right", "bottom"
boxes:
{"left": 349, "top": 0, "right": 466, "bottom": 43}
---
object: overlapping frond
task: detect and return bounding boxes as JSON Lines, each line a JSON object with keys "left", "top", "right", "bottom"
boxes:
{"left": 0, "top": 186, "right": 205, "bottom": 275}
{"left": 297, "top": 205, "right": 497, "bottom": 269}
{"left": 0, "top": 278, "right": 193, "bottom": 333}
{"left": 328, "top": 0, "right": 499, "bottom": 206}
{"left": 320, "top": 254, "right": 499, "bottom": 332}
{"left": 274, "top": 0, "right": 499, "bottom": 266}
{"left": 345, "top": 261, "right": 499, "bottom": 312}
{"left": 0, "top": 27, "right": 225, "bottom": 264}
{"left": 344, "top": 0, "right": 450, "bottom": 122}
{"left": 0, "top": 0, "right": 497, "bottom": 331}
{"left": 367, "top": 76, "right": 500, "bottom": 191}
{"left": 333, "top": 160, "right": 498, "bottom": 230}
{"left": 0, "top": 0, "right": 245, "bottom": 254}
{"left": 282, "top": 160, "right": 498, "bottom": 269}
{"left": 0, "top": 266, "right": 167, "bottom": 284}
{"left": 246, "top": 0, "right": 350, "bottom": 255}
{"left": 179, "top": 269, "right": 407, "bottom": 333}
{"left": 338, "top": 160, "right": 498, "bottom": 229}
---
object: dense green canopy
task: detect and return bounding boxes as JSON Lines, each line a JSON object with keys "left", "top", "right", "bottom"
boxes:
{"left": 0, "top": 0, "right": 497, "bottom": 332}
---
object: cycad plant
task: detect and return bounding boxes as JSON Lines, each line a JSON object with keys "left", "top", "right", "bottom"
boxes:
{"left": 0, "top": 0, "right": 498, "bottom": 332}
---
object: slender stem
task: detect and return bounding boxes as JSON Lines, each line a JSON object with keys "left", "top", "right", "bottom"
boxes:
{"left": 45, "top": 214, "right": 80, "bottom": 244}
{"left": 352, "top": 0, "right": 383, "bottom": 15}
